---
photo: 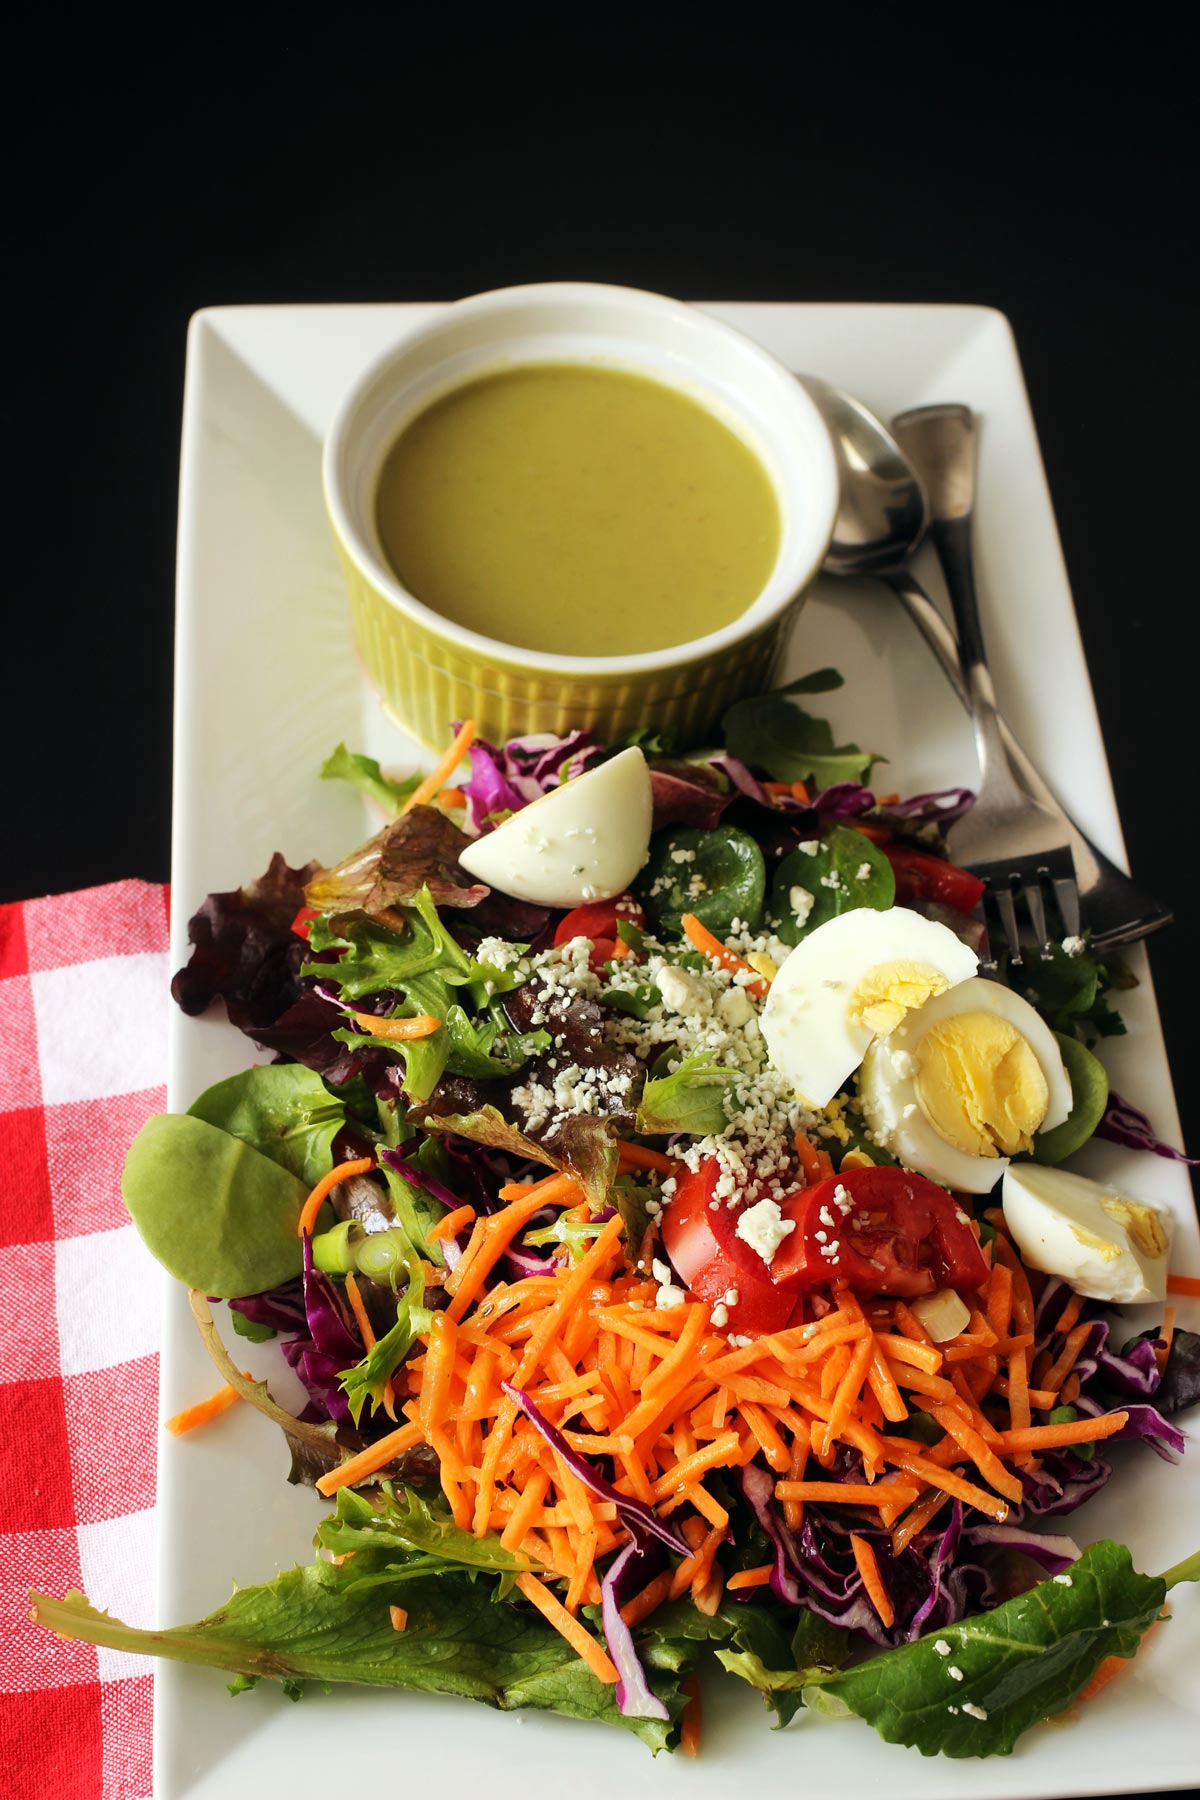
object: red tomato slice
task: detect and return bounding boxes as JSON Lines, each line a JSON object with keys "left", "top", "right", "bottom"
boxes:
{"left": 291, "top": 904, "right": 320, "bottom": 940}
{"left": 553, "top": 895, "right": 645, "bottom": 947}
{"left": 770, "top": 1166, "right": 990, "bottom": 1297}
{"left": 660, "top": 1162, "right": 797, "bottom": 1336}
{"left": 884, "top": 846, "right": 985, "bottom": 915}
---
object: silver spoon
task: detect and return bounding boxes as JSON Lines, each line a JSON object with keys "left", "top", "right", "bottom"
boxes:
{"left": 799, "top": 375, "right": 1172, "bottom": 948}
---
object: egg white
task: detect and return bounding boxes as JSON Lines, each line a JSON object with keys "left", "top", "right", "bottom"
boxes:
{"left": 458, "top": 746, "right": 652, "bottom": 906}
{"left": 761, "top": 906, "right": 979, "bottom": 1108}
{"left": 858, "top": 976, "right": 1073, "bottom": 1193}
{"left": 1002, "top": 1163, "right": 1170, "bottom": 1303}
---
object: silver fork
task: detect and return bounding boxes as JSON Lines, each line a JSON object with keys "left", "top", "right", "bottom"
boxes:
{"left": 888, "top": 403, "right": 1148, "bottom": 970}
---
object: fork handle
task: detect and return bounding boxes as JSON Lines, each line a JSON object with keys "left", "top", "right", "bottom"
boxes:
{"left": 931, "top": 514, "right": 1025, "bottom": 803}
{"left": 884, "top": 568, "right": 1173, "bottom": 946}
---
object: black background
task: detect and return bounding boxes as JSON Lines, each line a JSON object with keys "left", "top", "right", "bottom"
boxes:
{"left": 9, "top": 16, "right": 1196, "bottom": 1150}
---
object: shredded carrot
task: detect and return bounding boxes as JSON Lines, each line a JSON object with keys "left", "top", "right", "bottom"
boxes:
{"left": 680, "top": 913, "right": 767, "bottom": 995}
{"left": 350, "top": 1010, "right": 441, "bottom": 1042}
{"left": 389, "top": 1604, "right": 409, "bottom": 1631}
{"left": 929, "top": 1404, "right": 1024, "bottom": 1503}
{"left": 727, "top": 1564, "right": 774, "bottom": 1591}
{"left": 1166, "top": 1274, "right": 1200, "bottom": 1296}
{"left": 1040, "top": 1322, "right": 1094, "bottom": 1394}
{"left": 850, "top": 1532, "right": 895, "bottom": 1628}
{"left": 402, "top": 720, "right": 477, "bottom": 814}
{"left": 296, "top": 1155, "right": 376, "bottom": 1238}
{"left": 620, "top": 1570, "right": 673, "bottom": 1627}
{"left": 680, "top": 1674, "right": 702, "bottom": 1757}
{"left": 790, "top": 779, "right": 810, "bottom": 803}
{"left": 763, "top": 780, "right": 792, "bottom": 797}
{"left": 794, "top": 1131, "right": 834, "bottom": 1184}
{"left": 515, "top": 1572, "right": 618, "bottom": 1684}
{"left": 775, "top": 1481, "right": 919, "bottom": 1509}
{"left": 996, "top": 1410, "right": 1128, "bottom": 1453}
{"left": 616, "top": 1140, "right": 677, "bottom": 1173}
{"left": 345, "top": 1272, "right": 396, "bottom": 1419}
{"left": 891, "top": 1488, "right": 949, "bottom": 1555}
{"left": 1156, "top": 1306, "right": 1176, "bottom": 1375}
{"left": 315, "top": 1419, "right": 425, "bottom": 1497}
{"left": 436, "top": 786, "right": 467, "bottom": 810}
{"left": 425, "top": 1204, "right": 477, "bottom": 1244}
{"left": 165, "top": 1377, "right": 248, "bottom": 1436}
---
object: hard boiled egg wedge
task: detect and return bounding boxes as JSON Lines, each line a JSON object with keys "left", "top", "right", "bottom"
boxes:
{"left": 858, "top": 977, "right": 1072, "bottom": 1193}
{"left": 761, "top": 906, "right": 979, "bottom": 1108}
{"left": 458, "top": 746, "right": 652, "bottom": 907}
{"left": 1002, "top": 1163, "right": 1171, "bottom": 1303}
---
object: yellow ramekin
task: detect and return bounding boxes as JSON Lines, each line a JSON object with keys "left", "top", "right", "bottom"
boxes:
{"left": 322, "top": 283, "right": 837, "bottom": 751}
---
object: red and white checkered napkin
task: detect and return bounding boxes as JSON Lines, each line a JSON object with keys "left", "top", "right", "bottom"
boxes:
{"left": 0, "top": 882, "right": 171, "bottom": 1800}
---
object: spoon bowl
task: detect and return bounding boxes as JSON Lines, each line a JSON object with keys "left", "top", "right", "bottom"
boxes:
{"left": 798, "top": 375, "right": 927, "bottom": 574}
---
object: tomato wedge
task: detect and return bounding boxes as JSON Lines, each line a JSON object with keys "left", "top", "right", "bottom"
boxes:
{"left": 883, "top": 846, "right": 985, "bottom": 915}
{"left": 660, "top": 1162, "right": 796, "bottom": 1336}
{"left": 291, "top": 903, "right": 320, "bottom": 940}
{"left": 553, "top": 895, "right": 644, "bottom": 947}
{"left": 770, "top": 1166, "right": 990, "bottom": 1297}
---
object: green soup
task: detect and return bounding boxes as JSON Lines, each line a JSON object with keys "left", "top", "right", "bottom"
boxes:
{"left": 373, "top": 363, "right": 781, "bottom": 657}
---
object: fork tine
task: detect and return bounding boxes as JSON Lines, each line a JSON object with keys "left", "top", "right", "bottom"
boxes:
{"left": 991, "top": 884, "right": 1024, "bottom": 968}
{"left": 1022, "top": 880, "right": 1052, "bottom": 956}
{"left": 1053, "top": 875, "right": 1082, "bottom": 940}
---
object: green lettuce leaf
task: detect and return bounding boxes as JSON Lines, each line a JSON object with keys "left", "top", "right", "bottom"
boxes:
{"left": 810, "top": 1540, "right": 1189, "bottom": 1758}
{"left": 29, "top": 1563, "right": 677, "bottom": 1750}
{"left": 315, "top": 1484, "right": 535, "bottom": 1592}
{"left": 722, "top": 676, "right": 882, "bottom": 788}
{"left": 339, "top": 1253, "right": 432, "bottom": 1426}
{"left": 187, "top": 1064, "right": 347, "bottom": 1187}
{"left": 320, "top": 743, "right": 422, "bottom": 816}
{"left": 636, "top": 1049, "right": 737, "bottom": 1137}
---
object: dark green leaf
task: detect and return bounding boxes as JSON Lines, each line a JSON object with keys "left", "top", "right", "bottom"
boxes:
{"left": 315, "top": 1484, "right": 534, "bottom": 1582}
{"left": 442, "top": 1003, "right": 551, "bottom": 1080}
{"left": 814, "top": 1540, "right": 1168, "bottom": 1758}
{"left": 1020, "top": 942, "right": 1130, "bottom": 1043}
{"left": 121, "top": 1114, "right": 309, "bottom": 1298}
{"left": 776, "top": 667, "right": 845, "bottom": 695}
{"left": 769, "top": 825, "right": 895, "bottom": 945}
{"left": 29, "top": 1564, "right": 677, "bottom": 1750}
{"left": 637, "top": 825, "right": 766, "bottom": 937}
{"left": 320, "top": 743, "right": 421, "bottom": 816}
{"left": 1032, "top": 1033, "right": 1110, "bottom": 1164}
{"left": 188, "top": 1064, "right": 347, "bottom": 1186}
{"left": 338, "top": 1258, "right": 431, "bottom": 1427}
{"left": 228, "top": 1308, "right": 277, "bottom": 1344}
{"left": 600, "top": 981, "right": 662, "bottom": 1020}
{"left": 722, "top": 688, "right": 880, "bottom": 788}
{"left": 636, "top": 1050, "right": 736, "bottom": 1137}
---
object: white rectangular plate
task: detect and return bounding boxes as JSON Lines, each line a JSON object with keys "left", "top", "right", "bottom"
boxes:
{"left": 161, "top": 303, "right": 1198, "bottom": 1798}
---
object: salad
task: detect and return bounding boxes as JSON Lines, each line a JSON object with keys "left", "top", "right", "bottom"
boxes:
{"left": 31, "top": 674, "right": 1198, "bottom": 1760}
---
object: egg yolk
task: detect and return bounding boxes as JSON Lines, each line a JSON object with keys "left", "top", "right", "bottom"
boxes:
{"left": 913, "top": 1011, "right": 1050, "bottom": 1158}
{"left": 1100, "top": 1196, "right": 1170, "bottom": 1260}
{"left": 848, "top": 961, "right": 952, "bottom": 1037}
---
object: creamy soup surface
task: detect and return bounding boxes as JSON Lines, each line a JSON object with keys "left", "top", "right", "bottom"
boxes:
{"left": 373, "top": 363, "right": 781, "bottom": 656}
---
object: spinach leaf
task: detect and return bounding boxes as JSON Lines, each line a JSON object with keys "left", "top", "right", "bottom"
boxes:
{"left": 1032, "top": 1032, "right": 1110, "bottom": 1164}
{"left": 121, "top": 1114, "right": 310, "bottom": 1298}
{"left": 811, "top": 1540, "right": 1180, "bottom": 1758}
{"left": 723, "top": 678, "right": 881, "bottom": 788}
{"left": 187, "top": 1064, "right": 347, "bottom": 1187}
{"left": 636, "top": 1050, "right": 737, "bottom": 1137}
{"left": 639, "top": 1598, "right": 823, "bottom": 1729}
{"left": 768, "top": 825, "right": 895, "bottom": 944}
{"left": 320, "top": 743, "right": 421, "bottom": 815}
{"left": 1019, "top": 941, "right": 1130, "bottom": 1043}
{"left": 637, "top": 825, "right": 766, "bottom": 936}
{"left": 29, "top": 1565, "right": 678, "bottom": 1750}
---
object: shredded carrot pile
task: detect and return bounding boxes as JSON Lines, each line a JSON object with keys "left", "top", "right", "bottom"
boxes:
{"left": 311, "top": 1183, "right": 1132, "bottom": 1685}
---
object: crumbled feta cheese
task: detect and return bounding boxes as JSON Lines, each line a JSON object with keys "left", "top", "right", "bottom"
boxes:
{"left": 651, "top": 1258, "right": 687, "bottom": 1310}
{"left": 727, "top": 1333, "right": 753, "bottom": 1348}
{"left": 891, "top": 1049, "right": 918, "bottom": 1078}
{"left": 948, "top": 1665, "right": 964, "bottom": 1681}
{"left": 1053, "top": 1573, "right": 1072, "bottom": 1586}
{"left": 656, "top": 963, "right": 713, "bottom": 1018}
{"left": 717, "top": 985, "right": 755, "bottom": 1029}
{"left": 962, "top": 1702, "right": 988, "bottom": 1721}
{"left": 798, "top": 840, "right": 820, "bottom": 856}
{"left": 934, "top": 1640, "right": 952, "bottom": 1656}
{"left": 820, "top": 870, "right": 842, "bottom": 890}
{"left": 710, "top": 1303, "right": 729, "bottom": 1327}
{"left": 1062, "top": 936, "right": 1086, "bottom": 958}
{"left": 724, "top": 1288, "right": 739, "bottom": 1306}
{"left": 789, "top": 885, "right": 815, "bottom": 928}
{"left": 735, "top": 1197, "right": 796, "bottom": 1266}
{"left": 855, "top": 862, "right": 873, "bottom": 881}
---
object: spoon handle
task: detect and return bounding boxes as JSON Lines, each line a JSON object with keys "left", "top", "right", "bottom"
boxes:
{"left": 890, "top": 406, "right": 1027, "bottom": 811}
